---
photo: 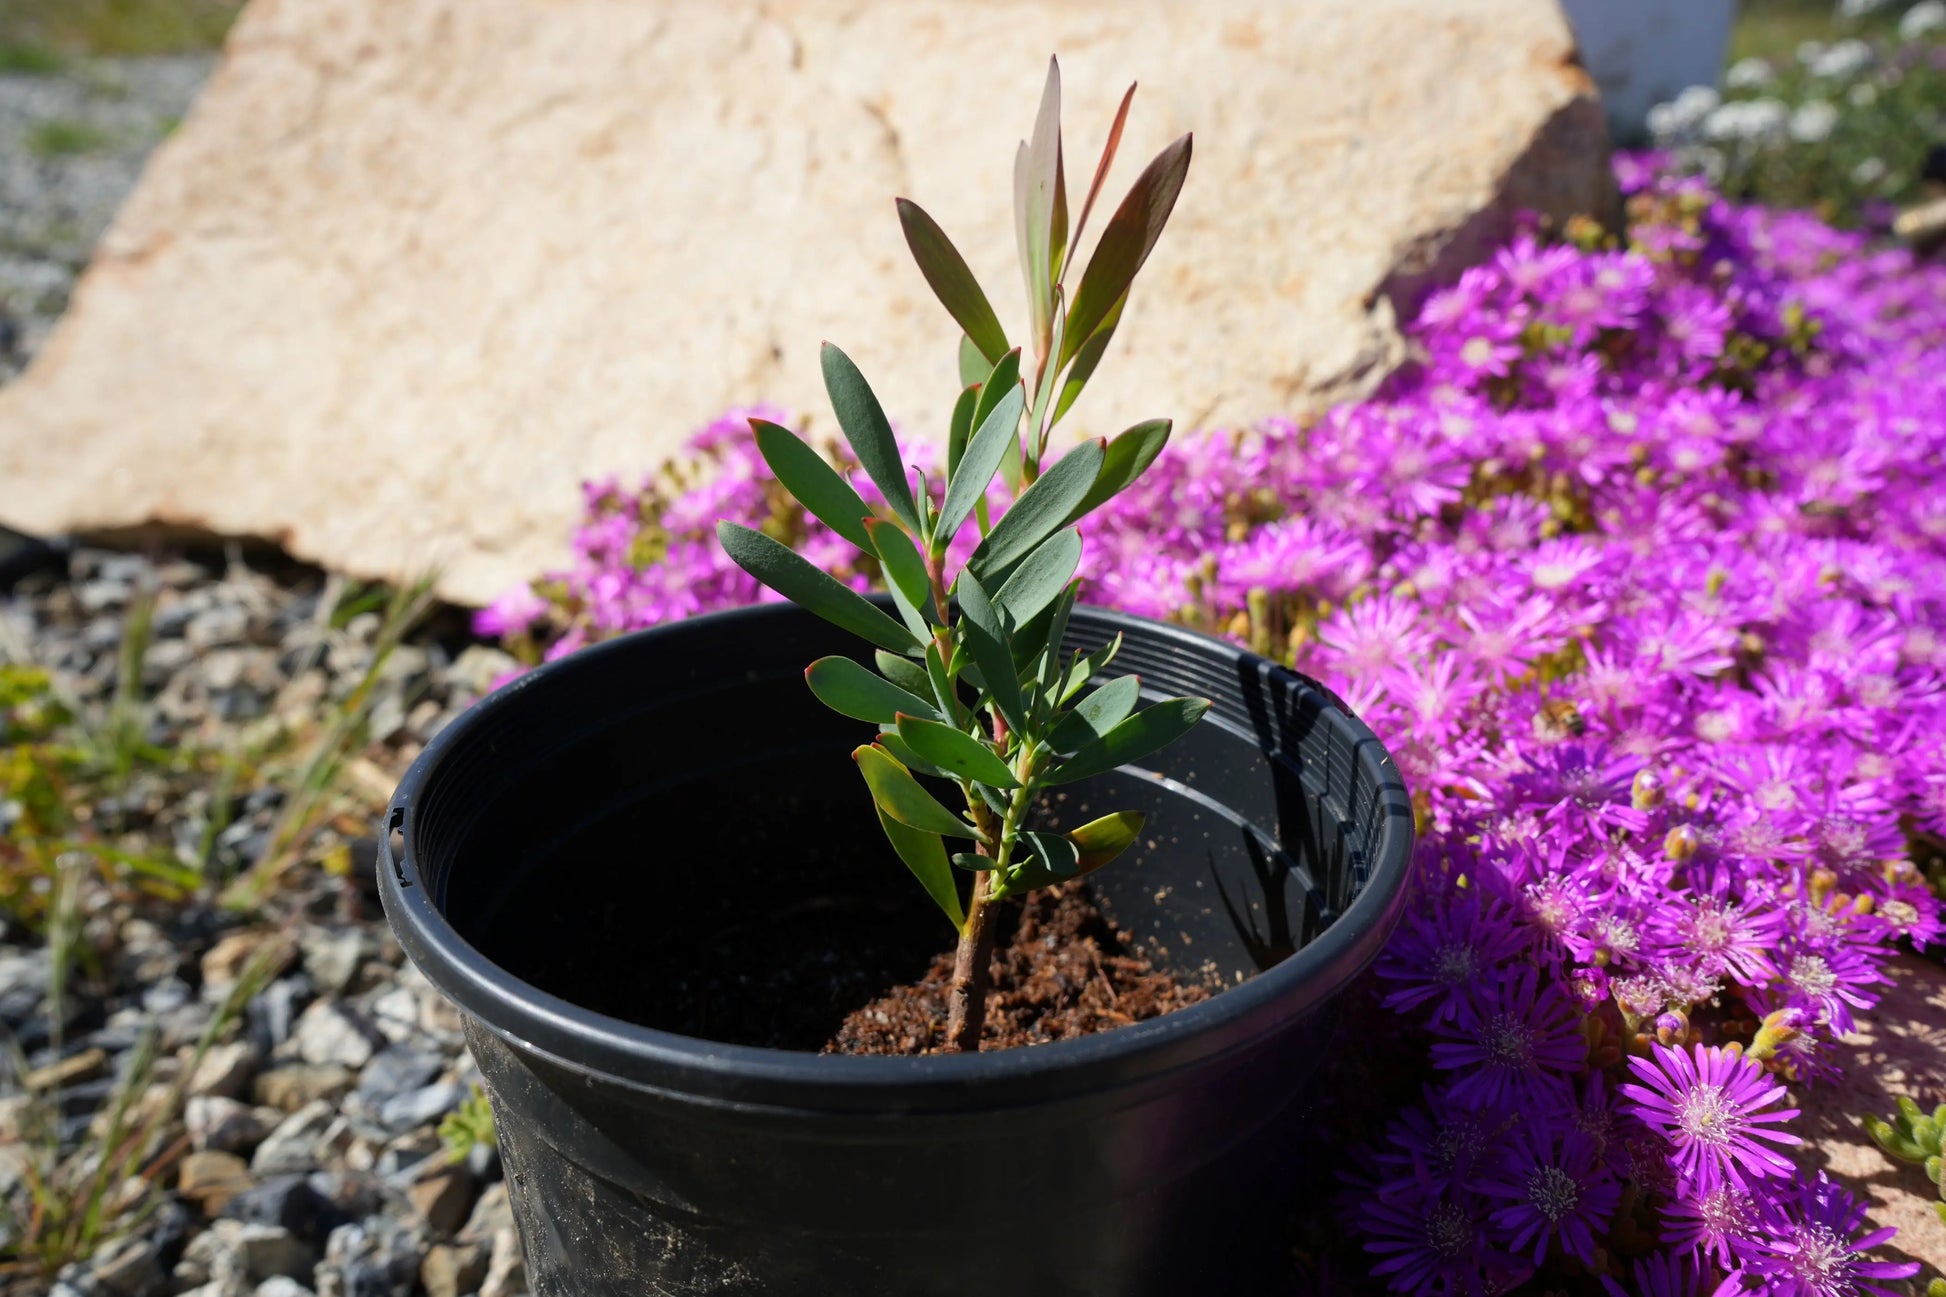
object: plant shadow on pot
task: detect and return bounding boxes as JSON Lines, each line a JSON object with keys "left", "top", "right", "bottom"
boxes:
{"left": 383, "top": 602, "right": 1412, "bottom": 1297}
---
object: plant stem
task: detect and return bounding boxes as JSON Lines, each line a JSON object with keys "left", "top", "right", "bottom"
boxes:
{"left": 945, "top": 870, "right": 997, "bottom": 1051}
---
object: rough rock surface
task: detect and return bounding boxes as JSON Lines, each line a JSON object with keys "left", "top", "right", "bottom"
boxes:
{"left": 0, "top": 0, "right": 1610, "bottom": 606}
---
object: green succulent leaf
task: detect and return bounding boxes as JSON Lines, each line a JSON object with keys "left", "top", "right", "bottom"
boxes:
{"left": 718, "top": 522, "right": 921, "bottom": 655}
{"left": 971, "top": 437, "right": 1105, "bottom": 584}
{"left": 896, "top": 198, "right": 1010, "bottom": 366}
{"left": 1047, "top": 697, "right": 1211, "bottom": 785}
{"left": 874, "top": 805, "right": 966, "bottom": 932}
{"left": 959, "top": 335, "right": 990, "bottom": 390}
{"left": 947, "top": 383, "right": 979, "bottom": 481}
{"left": 1016, "top": 57, "right": 1063, "bottom": 354}
{"left": 954, "top": 571, "right": 1028, "bottom": 735}
{"left": 1048, "top": 673, "right": 1142, "bottom": 753}
{"left": 1002, "top": 830, "right": 1083, "bottom": 893}
{"left": 895, "top": 714, "right": 1020, "bottom": 788}
{"left": 855, "top": 744, "right": 982, "bottom": 839}
{"left": 875, "top": 648, "right": 932, "bottom": 698}
{"left": 863, "top": 519, "right": 934, "bottom": 642}
{"left": 1025, "top": 830, "right": 1082, "bottom": 878}
{"left": 1028, "top": 289, "right": 1066, "bottom": 458}
{"left": 951, "top": 851, "right": 992, "bottom": 873}
{"left": 994, "top": 527, "right": 1081, "bottom": 629}
{"left": 1052, "top": 292, "right": 1124, "bottom": 426}
{"left": 1062, "top": 133, "right": 1192, "bottom": 371}
{"left": 806, "top": 656, "right": 940, "bottom": 725}
{"left": 1062, "top": 419, "right": 1172, "bottom": 527}
{"left": 751, "top": 419, "right": 876, "bottom": 554}
{"left": 878, "top": 729, "right": 950, "bottom": 780}
{"left": 1068, "top": 810, "right": 1146, "bottom": 875}
{"left": 924, "top": 640, "right": 959, "bottom": 721}
{"left": 939, "top": 367, "right": 1026, "bottom": 543}
{"left": 822, "top": 343, "right": 922, "bottom": 535}
{"left": 1059, "top": 633, "right": 1123, "bottom": 703}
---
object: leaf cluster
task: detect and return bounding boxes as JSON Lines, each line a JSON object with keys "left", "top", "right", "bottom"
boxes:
{"left": 718, "top": 60, "right": 1205, "bottom": 932}
{"left": 1864, "top": 1096, "right": 1946, "bottom": 1228}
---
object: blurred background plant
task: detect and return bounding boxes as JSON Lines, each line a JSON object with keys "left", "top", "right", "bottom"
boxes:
{"left": 1654, "top": 0, "right": 1946, "bottom": 226}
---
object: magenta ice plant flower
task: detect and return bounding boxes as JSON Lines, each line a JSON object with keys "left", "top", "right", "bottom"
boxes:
{"left": 1620, "top": 1042, "right": 1802, "bottom": 1190}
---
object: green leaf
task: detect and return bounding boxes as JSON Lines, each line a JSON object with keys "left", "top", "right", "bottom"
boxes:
{"left": 875, "top": 648, "right": 932, "bottom": 698}
{"left": 951, "top": 852, "right": 993, "bottom": 873}
{"left": 1051, "top": 292, "right": 1124, "bottom": 426}
{"left": 806, "top": 656, "right": 940, "bottom": 724}
{"left": 1016, "top": 57, "right": 1063, "bottom": 355}
{"left": 718, "top": 522, "right": 921, "bottom": 655}
{"left": 924, "top": 640, "right": 959, "bottom": 722}
{"left": 994, "top": 527, "right": 1081, "bottom": 629}
{"left": 1068, "top": 810, "right": 1145, "bottom": 876}
{"left": 1002, "top": 830, "right": 1083, "bottom": 893}
{"left": 855, "top": 744, "right": 981, "bottom": 839}
{"left": 822, "top": 343, "right": 922, "bottom": 535}
{"left": 1028, "top": 289, "right": 1065, "bottom": 462}
{"left": 959, "top": 335, "right": 989, "bottom": 390}
{"left": 863, "top": 519, "right": 934, "bottom": 643}
{"left": 875, "top": 805, "right": 965, "bottom": 932}
{"left": 895, "top": 715, "right": 1020, "bottom": 788}
{"left": 1047, "top": 697, "right": 1211, "bottom": 785}
{"left": 1039, "top": 581, "right": 1079, "bottom": 688}
{"left": 946, "top": 384, "right": 978, "bottom": 481}
{"left": 938, "top": 367, "right": 1025, "bottom": 544}
{"left": 970, "top": 348, "right": 1024, "bottom": 435}
{"left": 879, "top": 730, "right": 950, "bottom": 780}
{"left": 1062, "top": 133, "right": 1192, "bottom": 371}
{"left": 1058, "top": 633, "right": 1123, "bottom": 704}
{"left": 1048, "top": 673, "right": 1141, "bottom": 753}
{"left": 1062, "top": 419, "right": 1171, "bottom": 527}
{"left": 750, "top": 419, "right": 875, "bottom": 554}
{"left": 954, "top": 571, "right": 1027, "bottom": 734}
{"left": 896, "top": 198, "right": 1010, "bottom": 365}
{"left": 970, "top": 437, "right": 1105, "bottom": 584}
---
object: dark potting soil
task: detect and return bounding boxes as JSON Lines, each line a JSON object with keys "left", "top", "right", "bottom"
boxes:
{"left": 471, "top": 742, "right": 1223, "bottom": 1053}
{"left": 824, "top": 882, "right": 1215, "bottom": 1055}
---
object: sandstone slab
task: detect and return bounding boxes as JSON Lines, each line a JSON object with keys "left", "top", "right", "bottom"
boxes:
{"left": 0, "top": 0, "right": 1609, "bottom": 605}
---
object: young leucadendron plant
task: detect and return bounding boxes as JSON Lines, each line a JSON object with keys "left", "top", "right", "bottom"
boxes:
{"left": 716, "top": 59, "right": 1205, "bottom": 1053}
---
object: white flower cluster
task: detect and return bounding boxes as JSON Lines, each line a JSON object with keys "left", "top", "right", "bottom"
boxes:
{"left": 1904, "top": 0, "right": 1946, "bottom": 40}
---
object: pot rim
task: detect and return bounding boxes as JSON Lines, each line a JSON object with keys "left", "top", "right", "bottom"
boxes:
{"left": 381, "top": 602, "right": 1413, "bottom": 1108}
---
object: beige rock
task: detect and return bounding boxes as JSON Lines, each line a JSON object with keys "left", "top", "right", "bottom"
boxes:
{"left": 0, "top": 0, "right": 1608, "bottom": 606}
{"left": 409, "top": 1165, "right": 481, "bottom": 1239}
{"left": 1797, "top": 953, "right": 1946, "bottom": 1278}
{"left": 178, "top": 1149, "right": 256, "bottom": 1214}
{"left": 421, "top": 1241, "right": 491, "bottom": 1297}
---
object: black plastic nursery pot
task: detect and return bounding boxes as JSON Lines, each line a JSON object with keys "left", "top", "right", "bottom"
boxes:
{"left": 379, "top": 602, "right": 1414, "bottom": 1297}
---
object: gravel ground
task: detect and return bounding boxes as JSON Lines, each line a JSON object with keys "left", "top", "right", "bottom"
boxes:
{"left": 0, "top": 54, "right": 214, "bottom": 381}
{"left": 1, "top": 549, "right": 524, "bottom": 1297}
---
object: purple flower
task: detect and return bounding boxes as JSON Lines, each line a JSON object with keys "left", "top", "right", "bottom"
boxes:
{"left": 1603, "top": 1250, "right": 1750, "bottom": 1297}
{"left": 1430, "top": 965, "right": 1586, "bottom": 1108}
{"left": 1742, "top": 1173, "right": 1920, "bottom": 1297}
{"left": 1356, "top": 1170, "right": 1529, "bottom": 1297}
{"left": 1479, "top": 1119, "right": 1621, "bottom": 1264}
{"left": 1377, "top": 893, "right": 1531, "bottom": 1025}
{"left": 1619, "top": 1043, "right": 1801, "bottom": 1190}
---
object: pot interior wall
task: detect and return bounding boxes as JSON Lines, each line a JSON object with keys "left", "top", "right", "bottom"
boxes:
{"left": 413, "top": 609, "right": 1358, "bottom": 1051}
